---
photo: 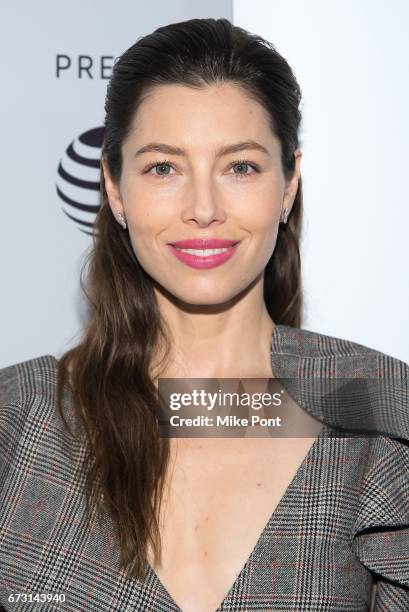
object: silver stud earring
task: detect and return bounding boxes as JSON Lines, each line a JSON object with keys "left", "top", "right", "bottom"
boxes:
{"left": 281, "top": 207, "right": 289, "bottom": 224}
{"left": 117, "top": 212, "right": 127, "bottom": 230}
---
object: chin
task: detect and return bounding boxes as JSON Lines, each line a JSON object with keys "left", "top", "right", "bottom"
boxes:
{"left": 167, "top": 282, "right": 252, "bottom": 308}
{"left": 152, "top": 274, "right": 254, "bottom": 305}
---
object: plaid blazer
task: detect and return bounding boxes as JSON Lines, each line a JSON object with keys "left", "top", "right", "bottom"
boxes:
{"left": 0, "top": 324, "right": 408, "bottom": 611}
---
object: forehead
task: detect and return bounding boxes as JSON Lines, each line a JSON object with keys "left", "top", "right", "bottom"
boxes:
{"left": 126, "top": 82, "right": 277, "bottom": 150}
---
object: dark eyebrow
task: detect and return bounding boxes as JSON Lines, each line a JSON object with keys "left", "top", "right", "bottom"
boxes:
{"left": 134, "top": 140, "right": 270, "bottom": 158}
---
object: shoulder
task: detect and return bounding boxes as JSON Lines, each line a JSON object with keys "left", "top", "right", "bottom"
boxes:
{"left": 0, "top": 355, "right": 60, "bottom": 469}
{"left": 0, "top": 354, "right": 59, "bottom": 407}
{"left": 273, "top": 325, "right": 409, "bottom": 441}
{"left": 274, "top": 323, "right": 409, "bottom": 376}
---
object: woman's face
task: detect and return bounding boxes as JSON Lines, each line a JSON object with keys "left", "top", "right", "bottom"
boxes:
{"left": 103, "top": 82, "right": 301, "bottom": 306}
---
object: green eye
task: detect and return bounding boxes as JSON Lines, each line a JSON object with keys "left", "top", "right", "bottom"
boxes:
{"left": 143, "top": 159, "right": 174, "bottom": 176}
{"left": 154, "top": 163, "right": 171, "bottom": 175}
{"left": 233, "top": 162, "right": 250, "bottom": 174}
{"left": 229, "top": 159, "right": 260, "bottom": 177}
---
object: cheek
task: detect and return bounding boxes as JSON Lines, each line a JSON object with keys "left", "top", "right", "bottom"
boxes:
{"left": 123, "top": 187, "right": 169, "bottom": 236}
{"left": 123, "top": 194, "right": 173, "bottom": 267}
{"left": 237, "top": 177, "right": 283, "bottom": 217}
{"left": 238, "top": 191, "right": 281, "bottom": 233}
{"left": 242, "top": 194, "right": 281, "bottom": 257}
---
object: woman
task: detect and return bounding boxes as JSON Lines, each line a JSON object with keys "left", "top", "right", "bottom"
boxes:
{"left": 0, "top": 17, "right": 408, "bottom": 612}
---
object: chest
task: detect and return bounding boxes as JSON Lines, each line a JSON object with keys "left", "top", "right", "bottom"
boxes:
{"left": 146, "top": 437, "right": 319, "bottom": 612}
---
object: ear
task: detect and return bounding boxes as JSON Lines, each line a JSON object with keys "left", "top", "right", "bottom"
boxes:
{"left": 101, "top": 157, "right": 124, "bottom": 216}
{"left": 282, "top": 149, "right": 302, "bottom": 215}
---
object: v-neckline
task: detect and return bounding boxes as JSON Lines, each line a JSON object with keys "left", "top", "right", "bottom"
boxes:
{"left": 147, "top": 429, "right": 325, "bottom": 611}
{"left": 146, "top": 323, "right": 327, "bottom": 612}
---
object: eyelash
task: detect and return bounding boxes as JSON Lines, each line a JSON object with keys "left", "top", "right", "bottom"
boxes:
{"left": 142, "top": 158, "right": 260, "bottom": 179}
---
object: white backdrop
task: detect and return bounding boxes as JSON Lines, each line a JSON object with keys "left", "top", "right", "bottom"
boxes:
{"left": 1, "top": 1, "right": 408, "bottom": 367}
{"left": 234, "top": 0, "right": 409, "bottom": 362}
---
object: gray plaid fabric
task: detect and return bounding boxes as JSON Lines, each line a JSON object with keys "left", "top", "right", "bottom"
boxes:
{"left": 0, "top": 323, "right": 408, "bottom": 611}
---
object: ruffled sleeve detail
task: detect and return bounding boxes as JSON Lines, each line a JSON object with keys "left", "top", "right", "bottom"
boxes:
{"left": 351, "top": 435, "right": 409, "bottom": 606}
{"left": 269, "top": 325, "right": 409, "bottom": 604}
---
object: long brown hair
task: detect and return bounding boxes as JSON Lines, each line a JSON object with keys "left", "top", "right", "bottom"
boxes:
{"left": 56, "top": 17, "right": 304, "bottom": 581}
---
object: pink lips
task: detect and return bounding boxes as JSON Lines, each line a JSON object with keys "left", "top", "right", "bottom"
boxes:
{"left": 167, "top": 238, "right": 241, "bottom": 269}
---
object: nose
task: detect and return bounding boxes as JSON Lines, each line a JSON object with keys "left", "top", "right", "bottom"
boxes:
{"left": 181, "top": 173, "right": 225, "bottom": 227}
